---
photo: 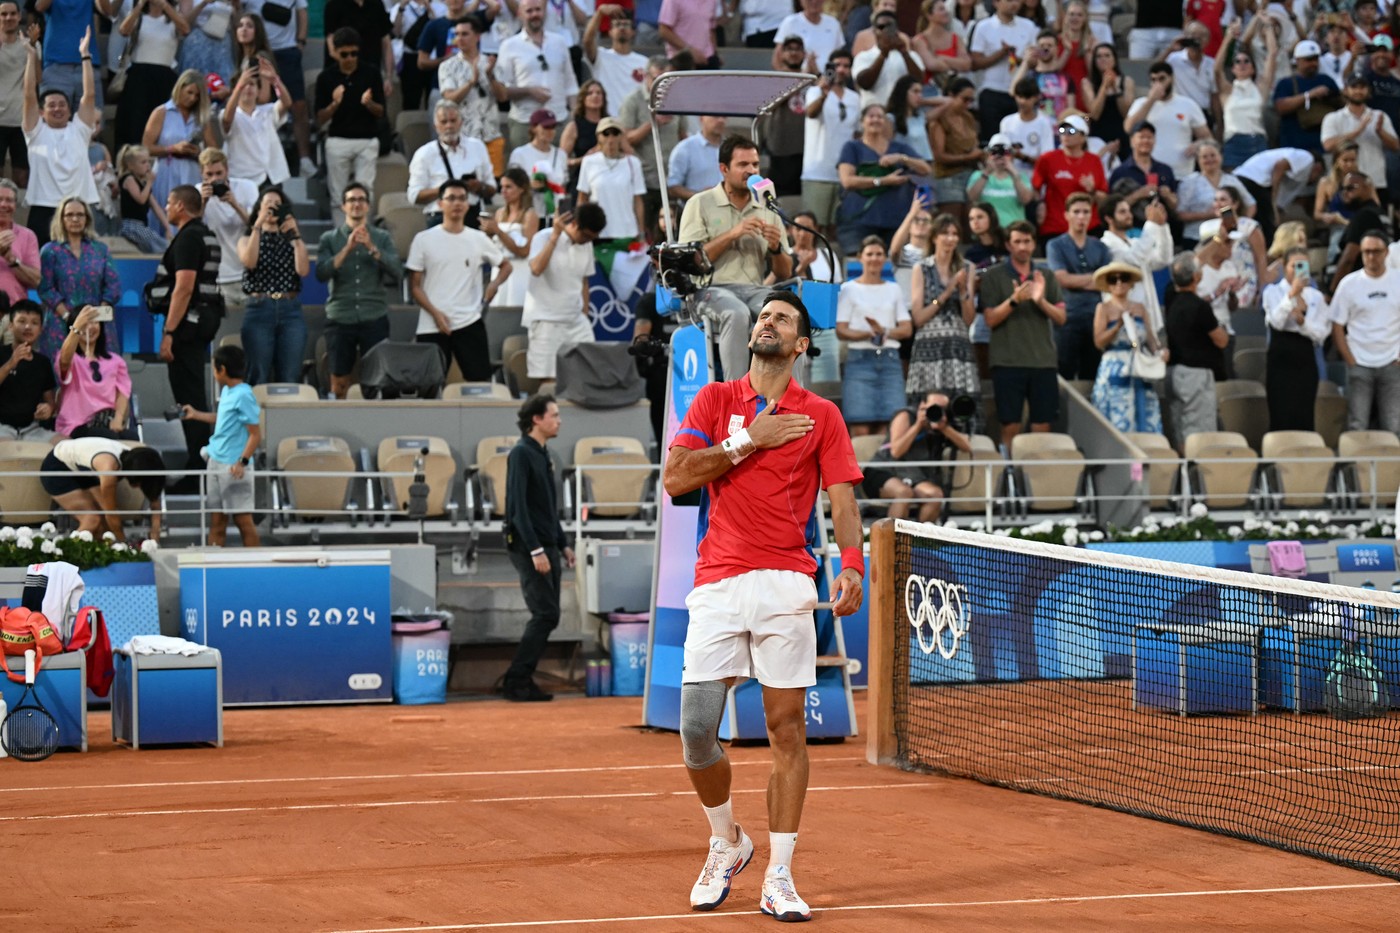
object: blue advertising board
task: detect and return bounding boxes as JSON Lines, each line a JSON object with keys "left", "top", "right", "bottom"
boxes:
{"left": 178, "top": 550, "right": 393, "bottom": 705}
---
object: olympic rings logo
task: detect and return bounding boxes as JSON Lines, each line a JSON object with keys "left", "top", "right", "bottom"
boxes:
{"left": 904, "top": 575, "right": 969, "bottom": 659}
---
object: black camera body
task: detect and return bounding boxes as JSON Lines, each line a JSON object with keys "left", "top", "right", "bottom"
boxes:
{"left": 163, "top": 404, "right": 184, "bottom": 421}
{"left": 210, "top": 181, "right": 230, "bottom": 198}
{"left": 648, "top": 240, "right": 712, "bottom": 299}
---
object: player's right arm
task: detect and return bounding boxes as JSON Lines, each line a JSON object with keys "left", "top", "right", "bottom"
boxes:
{"left": 663, "top": 395, "right": 816, "bottom": 498}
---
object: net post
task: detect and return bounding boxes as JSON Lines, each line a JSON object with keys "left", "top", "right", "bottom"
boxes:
{"left": 866, "top": 518, "right": 898, "bottom": 767}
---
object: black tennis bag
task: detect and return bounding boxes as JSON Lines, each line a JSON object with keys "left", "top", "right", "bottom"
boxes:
{"left": 1324, "top": 642, "right": 1389, "bottom": 720}
{"left": 358, "top": 341, "right": 445, "bottom": 399}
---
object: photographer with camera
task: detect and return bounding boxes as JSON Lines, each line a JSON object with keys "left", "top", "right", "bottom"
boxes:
{"left": 677, "top": 134, "right": 793, "bottom": 383}
{"left": 199, "top": 148, "right": 257, "bottom": 313}
{"left": 863, "top": 391, "right": 973, "bottom": 523}
{"left": 407, "top": 100, "right": 496, "bottom": 229}
{"left": 237, "top": 187, "right": 309, "bottom": 386}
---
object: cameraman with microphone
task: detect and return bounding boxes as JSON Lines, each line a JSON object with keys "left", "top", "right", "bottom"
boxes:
{"left": 677, "top": 134, "right": 794, "bottom": 382}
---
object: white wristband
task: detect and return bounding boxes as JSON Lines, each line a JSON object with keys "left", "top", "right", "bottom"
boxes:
{"left": 721, "top": 428, "right": 755, "bottom": 465}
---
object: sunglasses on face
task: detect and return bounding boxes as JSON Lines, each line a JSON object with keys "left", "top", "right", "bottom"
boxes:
{"left": 1105, "top": 273, "right": 1133, "bottom": 285}
{"left": 1057, "top": 125, "right": 1081, "bottom": 135}
{"left": 344, "top": 196, "right": 369, "bottom": 204}
{"left": 600, "top": 128, "right": 621, "bottom": 136}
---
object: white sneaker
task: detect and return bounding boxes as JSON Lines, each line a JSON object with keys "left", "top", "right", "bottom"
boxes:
{"left": 689, "top": 826, "right": 754, "bottom": 911}
{"left": 760, "top": 866, "right": 811, "bottom": 922}
{"left": 299, "top": 156, "right": 317, "bottom": 178}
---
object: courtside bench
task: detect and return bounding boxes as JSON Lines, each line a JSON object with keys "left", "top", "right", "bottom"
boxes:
{"left": 0, "top": 652, "right": 88, "bottom": 752}
{"left": 112, "top": 647, "right": 223, "bottom": 749}
{"left": 1132, "top": 621, "right": 1259, "bottom": 716}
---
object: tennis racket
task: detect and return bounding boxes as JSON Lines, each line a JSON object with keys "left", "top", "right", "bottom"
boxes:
{"left": 2, "top": 650, "right": 59, "bottom": 762}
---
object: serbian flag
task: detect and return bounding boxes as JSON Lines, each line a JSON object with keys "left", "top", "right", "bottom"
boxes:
{"left": 587, "top": 239, "right": 652, "bottom": 342}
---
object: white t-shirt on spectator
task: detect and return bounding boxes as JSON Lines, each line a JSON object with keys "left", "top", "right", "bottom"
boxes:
{"left": 523, "top": 227, "right": 595, "bottom": 324}
{"left": 836, "top": 280, "right": 911, "bottom": 351}
{"left": 407, "top": 135, "right": 494, "bottom": 213}
{"left": 773, "top": 12, "right": 844, "bottom": 70}
{"left": 225, "top": 103, "right": 290, "bottom": 186}
{"left": 1124, "top": 94, "right": 1207, "bottom": 178}
{"left": 741, "top": 0, "right": 791, "bottom": 39}
{"left": 969, "top": 16, "right": 1039, "bottom": 95}
{"left": 852, "top": 45, "right": 914, "bottom": 110}
{"left": 1320, "top": 106, "right": 1397, "bottom": 189}
{"left": 1164, "top": 50, "right": 1217, "bottom": 113}
{"left": 496, "top": 30, "right": 580, "bottom": 125}
{"left": 590, "top": 46, "right": 648, "bottom": 118}
{"left": 1232, "top": 147, "right": 1315, "bottom": 208}
{"left": 577, "top": 151, "right": 645, "bottom": 240}
{"left": 801, "top": 85, "right": 859, "bottom": 184}
{"left": 406, "top": 224, "right": 505, "bottom": 334}
{"left": 25, "top": 119, "right": 99, "bottom": 208}
{"left": 998, "top": 111, "right": 1057, "bottom": 164}
{"left": 205, "top": 176, "right": 258, "bottom": 285}
{"left": 242, "top": 0, "right": 307, "bottom": 51}
{"left": 1331, "top": 267, "right": 1400, "bottom": 369}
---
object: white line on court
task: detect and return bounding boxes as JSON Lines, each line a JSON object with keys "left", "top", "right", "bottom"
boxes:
{"left": 323, "top": 882, "right": 1400, "bottom": 932}
{"left": 0, "top": 782, "right": 925, "bottom": 823}
{"left": 0, "top": 756, "right": 869, "bottom": 796}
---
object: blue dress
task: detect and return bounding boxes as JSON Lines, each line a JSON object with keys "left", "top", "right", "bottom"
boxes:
{"left": 150, "top": 102, "right": 206, "bottom": 230}
{"left": 1091, "top": 313, "right": 1162, "bottom": 434}
{"left": 179, "top": 3, "right": 236, "bottom": 92}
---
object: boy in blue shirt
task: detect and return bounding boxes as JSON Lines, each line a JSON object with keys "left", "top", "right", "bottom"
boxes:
{"left": 181, "top": 345, "right": 261, "bottom": 546}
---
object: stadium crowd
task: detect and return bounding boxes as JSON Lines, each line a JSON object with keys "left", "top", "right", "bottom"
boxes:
{"left": 0, "top": 0, "right": 1399, "bottom": 524}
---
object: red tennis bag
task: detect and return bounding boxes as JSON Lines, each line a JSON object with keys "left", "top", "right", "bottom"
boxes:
{"left": 0, "top": 606, "right": 62, "bottom": 682}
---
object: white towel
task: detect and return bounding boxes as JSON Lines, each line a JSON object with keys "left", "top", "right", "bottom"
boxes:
{"left": 24, "top": 561, "right": 84, "bottom": 644}
{"left": 125, "top": 635, "right": 207, "bottom": 656}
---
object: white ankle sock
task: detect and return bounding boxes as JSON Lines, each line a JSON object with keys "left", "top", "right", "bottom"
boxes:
{"left": 768, "top": 832, "right": 797, "bottom": 872}
{"left": 702, "top": 799, "right": 737, "bottom": 842}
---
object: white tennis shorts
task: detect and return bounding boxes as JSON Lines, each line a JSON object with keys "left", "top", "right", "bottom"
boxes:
{"left": 683, "top": 569, "right": 819, "bottom": 689}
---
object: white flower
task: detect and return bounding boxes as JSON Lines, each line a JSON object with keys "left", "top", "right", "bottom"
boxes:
{"left": 111, "top": 542, "right": 127, "bottom": 552}
{"left": 102, "top": 531, "right": 116, "bottom": 542}
{"left": 1087, "top": 530, "right": 1105, "bottom": 542}
{"left": 140, "top": 539, "right": 160, "bottom": 554}
{"left": 1345, "top": 525, "right": 1361, "bottom": 540}
{"left": 1062, "top": 528, "right": 1080, "bottom": 546}
{"left": 73, "top": 530, "right": 93, "bottom": 542}
{"left": 1189, "top": 502, "right": 1209, "bottom": 519}
{"left": 15, "top": 533, "right": 33, "bottom": 549}
{"left": 1059, "top": 518, "right": 1076, "bottom": 527}
{"left": 1284, "top": 521, "right": 1300, "bottom": 534}
{"left": 1228, "top": 525, "right": 1245, "bottom": 538}
{"left": 970, "top": 521, "right": 985, "bottom": 532}
{"left": 1161, "top": 515, "right": 1179, "bottom": 528}
{"left": 39, "top": 539, "right": 58, "bottom": 554}
{"left": 39, "top": 522, "right": 55, "bottom": 535}
{"left": 1315, "top": 511, "right": 1331, "bottom": 525}
{"left": 1244, "top": 518, "right": 1262, "bottom": 531}
{"left": 0, "top": 527, "right": 14, "bottom": 542}
{"left": 1305, "top": 525, "right": 1321, "bottom": 536}
{"left": 944, "top": 519, "right": 959, "bottom": 530}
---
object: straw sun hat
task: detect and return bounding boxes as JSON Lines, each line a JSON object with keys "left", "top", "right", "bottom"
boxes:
{"left": 1091, "top": 261, "right": 1144, "bottom": 290}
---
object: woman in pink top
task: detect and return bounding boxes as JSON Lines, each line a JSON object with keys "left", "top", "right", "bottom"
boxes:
{"left": 658, "top": 0, "right": 716, "bottom": 68}
{"left": 55, "top": 305, "right": 134, "bottom": 439}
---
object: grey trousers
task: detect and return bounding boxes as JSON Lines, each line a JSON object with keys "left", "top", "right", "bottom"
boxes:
{"left": 1166, "top": 365, "right": 1216, "bottom": 451}
{"left": 1346, "top": 363, "right": 1400, "bottom": 434}
{"left": 697, "top": 283, "right": 810, "bottom": 386}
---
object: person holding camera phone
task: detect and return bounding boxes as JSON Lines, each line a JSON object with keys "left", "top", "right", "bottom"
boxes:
{"left": 197, "top": 148, "right": 257, "bottom": 312}
{"left": 967, "top": 132, "right": 1035, "bottom": 228}
{"left": 0, "top": 300, "right": 57, "bottom": 442}
{"left": 862, "top": 391, "right": 973, "bottom": 522}
{"left": 238, "top": 186, "right": 308, "bottom": 385}
{"left": 222, "top": 54, "right": 294, "bottom": 187}
{"left": 1262, "top": 246, "right": 1329, "bottom": 431}
{"left": 37, "top": 197, "right": 122, "bottom": 364}
{"left": 54, "top": 303, "right": 134, "bottom": 439}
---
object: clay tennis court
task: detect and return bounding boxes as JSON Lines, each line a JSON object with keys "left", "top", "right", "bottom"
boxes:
{"left": 4, "top": 692, "right": 1397, "bottom": 931}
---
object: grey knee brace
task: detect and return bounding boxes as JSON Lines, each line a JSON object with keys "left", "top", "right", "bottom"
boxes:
{"left": 680, "top": 681, "right": 728, "bottom": 770}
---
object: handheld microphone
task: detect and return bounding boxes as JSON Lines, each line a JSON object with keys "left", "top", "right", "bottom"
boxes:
{"left": 746, "top": 174, "right": 780, "bottom": 212}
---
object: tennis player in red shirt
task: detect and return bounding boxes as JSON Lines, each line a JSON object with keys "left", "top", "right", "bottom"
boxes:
{"left": 662, "top": 289, "right": 866, "bottom": 922}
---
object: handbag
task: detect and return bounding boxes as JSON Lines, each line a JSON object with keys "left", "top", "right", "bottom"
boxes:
{"left": 261, "top": 0, "right": 293, "bottom": 27}
{"left": 108, "top": 12, "right": 141, "bottom": 98}
{"left": 1121, "top": 313, "right": 1166, "bottom": 381}
{"left": 1292, "top": 77, "right": 1341, "bottom": 131}
{"left": 200, "top": 3, "right": 231, "bottom": 39}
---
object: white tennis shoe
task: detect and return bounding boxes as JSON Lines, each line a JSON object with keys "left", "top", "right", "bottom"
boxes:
{"left": 690, "top": 826, "right": 754, "bottom": 911}
{"left": 760, "top": 865, "right": 811, "bottom": 922}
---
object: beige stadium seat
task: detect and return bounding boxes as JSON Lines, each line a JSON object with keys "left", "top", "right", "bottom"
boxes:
{"left": 444, "top": 381, "right": 513, "bottom": 400}
{"left": 394, "top": 109, "right": 431, "bottom": 134}
{"left": 377, "top": 436, "right": 457, "bottom": 518}
{"left": 1217, "top": 380, "right": 1267, "bottom": 453}
{"left": 1010, "top": 433, "right": 1085, "bottom": 512}
{"left": 276, "top": 436, "right": 356, "bottom": 518}
{"left": 1065, "top": 379, "right": 1094, "bottom": 398}
{"left": 381, "top": 205, "right": 426, "bottom": 266}
{"left": 399, "top": 122, "right": 434, "bottom": 158}
{"left": 1339, "top": 430, "right": 1400, "bottom": 508}
{"left": 375, "top": 157, "right": 410, "bottom": 201}
{"left": 572, "top": 436, "right": 651, "bottom": 519}
{"left": 377, "top": 190, "right": 413, "bottom": 217}
{"left": 1232, "top": 347, "right": 1267, "bottom": 384}
{"left": 1127, "top": 432, "right": 1181, "bottom": 510}
{"left": 0, "top": 441, "right": 54, "bottom": 525}
{"left": 504, "top": 348, "right": 543, "bottom": 398}
{"left": 473, "top": 435, "right": 518, "bottom": 519}
{"left": 850, "top": 434, "right": 885, "bottom": 464}
{"left": 1184, "top": 431, "right": 1259, "bottom": 508}
{"left": 948, "top": 434, "right": 1005, "bottom": 515}
{"left": 1261, "top": 430, "right": 1335, "bottom": 508}
{"left": 1314, "top": 391, "right": 1347, "bottom": 450}
{"left": 253, "top": 382, "right": 319, "bottom": 405}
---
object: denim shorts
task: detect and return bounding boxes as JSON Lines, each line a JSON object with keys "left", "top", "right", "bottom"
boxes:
{"left": 843, "top": 348, "right": 906, "bottom": 424}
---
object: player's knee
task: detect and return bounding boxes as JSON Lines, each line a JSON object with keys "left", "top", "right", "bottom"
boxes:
{"left": 680, "top": 680, "right": 727, "bottom": 770}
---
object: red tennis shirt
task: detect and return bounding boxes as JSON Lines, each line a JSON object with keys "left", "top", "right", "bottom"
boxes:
{"left": 672, "top": 373, "right": 863, "bottom": 588}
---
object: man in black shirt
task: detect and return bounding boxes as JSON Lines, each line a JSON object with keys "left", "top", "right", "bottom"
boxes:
{"left": 1164, "top": 251, "right": 1228, "bottom": 453}
{"left": 160, "top": 184, "right": 224, "bottom": 469}
{"left": 0, "top": 300, "right": 54, "bottom": 441}
{"left": 1332, "top": 172, "right": 1387, "bottom": 286}
{"left": 323, "top": 0, "right": 394, "bottom": 95}
{"left": 502, "top": 393, "right": 575, "bottom": 702}
{"left": 315, "top": 28, "right": 387, "bottom": 222}
{"left": 632, "top": 288, "right": 678, "bottom": 455}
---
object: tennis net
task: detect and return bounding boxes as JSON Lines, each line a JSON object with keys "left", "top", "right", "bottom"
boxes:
{"left": 867, "top": 519, "right": 1400, "bottom": 878}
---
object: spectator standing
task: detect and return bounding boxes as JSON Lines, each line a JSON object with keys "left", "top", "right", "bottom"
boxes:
{"left": 584, "top": 5, "right": 645, "bottom": 118}
{"left": 737, "top": 0, "right": 788, "bottom": 49}
{"left": 501, "top": 393, "right": 573, "bottom": 702}
{"left": 1090, "top": 261, "right": 1163, "bottom": 433}
{"left": 1262, "top": 246, "right": 1329, "bottom": 432}
{"left": 1107, "top": 121, "right": 1180, "bottom": 224}
{"left": 969, "top": 0, "right": 1040, "bottom": 142}
{"left": 1313, "top": 142, "right": 1361, "bottom": 260}
{"left": 1124, "top": 62, "right": 1211, "bottom": 180}
{"left": 658, "top": 0, "right": 715, "bottom": 68}
{"left": 40, "top": 0, "right": 114, "bottom": 110}
{"left": 1100, "top": 195, "right": 1174, "bottom": 334}
{"left": 198, "top": 148, "right": 257, "bottom": 312}
{"left": 21, "top": 36, "right": 99, "bottom": 247}
{"left": 480, "top": 166, "right": 538, "bottom": 306}
{"left": 0, "top": 301, "right": 56, "bottom": 442}
{"left": 415, "top": 0, "right": 473, "bottom": 106}
{"left": 389, "top": 0, "right": 441, "bottom": 111}
{"left": 37, "top": 198, "right": 120, "bottom": 364}
{"left": 966, "top": 201, "right": 1008, "bottom": 376}
{"left": 1011, "top": 28, "right": 1074, "bottom": 120}
{"left": 407, "top": 177, "right": 512, "bottom": 382}
{"left": 407, "top": 100, "right": 495, "bottom": 227}
{"left": 237, "top": 187, "right": 309, "bottom": 385}
{"left": 950, "top": 0, "right": 987, "bottom": 47}
{"left": 158, "top": 185, "right": 224, "bottom": 467}
{"left": 324, "top": 0, "right": 394, "bottom": 89}
{"left": 1162, "top": 20, "right": 1217, "bottom": 115}
{"left": 621, "top": 56, "right": 683, "bottom": 242}
{"left": 142, "top": 70, "right": 219, "bottom": 233}
{"left": 559, "top": 79, "right": 607, "bottom": 188}
{"left": 508, "top": 109, "right": 568, "bottom": 219}
{"left": 1046, "top": 192, "right": 1112, "bottom": 379}
{"left": 887, "top": 75, "right": 939, "bottom": 164}
{"left": 1215, "top": 20, "right": 1276, "bottom": 170}
{"left": 221, "top": 58, "right": 294, "bottom": 187}
{"left": 906, "top": 213, "right": 978, "bottom": 407}
{"left": 38, "top": 439, "right": 165, "bottom": 540}
{"left": 316, "top": 29, "right": 387, "bottom": 221}
{"left": 967, "top": 133, "right": 1035, "bottom": 228}
{"left": 762, "top": 36, "right": 812, "bottom": 197}
{"left": 667, "top": 115, "right": 726, "bottom": 204}
{"left": 497, "top": 0, "right": 579, "bottom": 152}
{"left": 928, "top": 79, "right": 982, "bottom": 228}
{"left": 1331, "top": 230, "right": 1400, "bottom": 434}
{"left": 0, "top": 180, "right": 40, "bottom": 305}
{"left": 179, "top": 344, "right": 261, "bottom": 546}
{"left": 1031, "top": 114, "right": 1104, "bottom": 239}
{"left": 231, "top": 14, "right": 275, "bottom": 95}
{"left": 577, "top": 117, "right": 646, "bottom": 243}
{"left": 1198, "top": 187, "right": 1266, "bottom": 315}
{"left": 114, "top": 0, "right": 188, "bottom": 150}
{"left": 1000, "top": 77, "right": 1056, "bottom": 171}
{"left": 835, "top": 236, "right": 912, "bottom": 437}
{"left": 0, "top": 0, "right": 30, "bottom": 189}
{"left": 912, "top": 0, "right": 973, "bottom": 86}
{"left": 1163, "top": 251, "right": 1227, "bottom": 452}
{"left": 1230, "top": 147, "right": 1316, "bottom": 249}
{"left": 801, "top": 48, "right": 859, "bottom": 239}
{"left": 1331, "top": 172, "right": 1388, "bottom": 287}
{"left": 242, "top": 0, "right": 314, "bottom": 178}
{"left": 1056, "top": 0, "right": 1106, "bottom": 106}
{"left": 836, "top": 103, "right": 931, "bottom": 252}
{"left": 1319, "top": 19, "right": 1351, "bottom": 91}
{"left": 522, "top": 203, "right": 605, "bottom": 380}
{"left": 849, "top": 0, "right": 898, "bottom": 57}
{"left": 889, "top": 192, "right": 933, "bottom": 270}
{"left": 1321, "top": 74, "right": 1399, "bottom": 202}
{"left": 774, "top": 0, "right": 843, "bottom": 71}
{"left": 853, "top": 10, "right": 920, "bottom": 110}
{"left": 980, "top": 220, "right": 1066, "bottom": 450}
{"left": 1177, "top": 139, "right": 1255, "bottom": 248}
{"left": 1273, "top": 39, "right": 1340, "bottom": 158}
{"left": 438, "top": 13, "right": 506, "bottom": 177}
{"left": 1127, "top": 0, "right": 1181, "bottom": 61}
{"left": 116, "top": 144, "right": 173, "bottom": 252}
{"left": 1081, "top": 42, "right": 1134, "bottom": 163}
{"left": 315, "top": 183, "right": 403, "bottom": 399}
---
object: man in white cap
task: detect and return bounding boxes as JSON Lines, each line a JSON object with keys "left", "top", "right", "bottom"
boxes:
{"left": 1272, "top": 38, "right": 1340, "bottom": 156}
